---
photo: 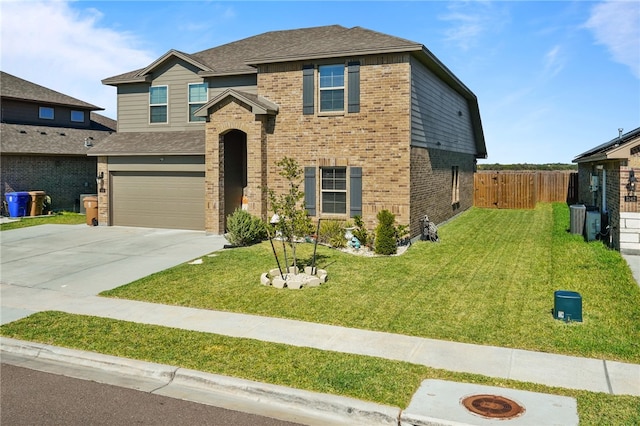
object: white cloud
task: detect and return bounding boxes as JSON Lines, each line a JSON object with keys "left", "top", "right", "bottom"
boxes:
{"left": 0, "top": 0, "right": 156, "bottom": 118}
{"left": 438, "top": 2, "right": 508, "bottom": 51}
{"left": 584, "top": 0, "right": 640, "bottom": 79}
{"left": 543, "top": 45, "right": 565, "bottom": 79}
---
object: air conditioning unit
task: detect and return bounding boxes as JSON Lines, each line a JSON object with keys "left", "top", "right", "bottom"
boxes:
{"left": 585, "top": 210, "right": 601, "bottom": 241}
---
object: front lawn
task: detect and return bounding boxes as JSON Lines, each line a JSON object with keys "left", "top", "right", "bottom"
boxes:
{"left": 0, "top": 212, "right": 85, "bottom": 230}
{"left": 1, "top": 311, "right": 638, "bottom": 425}
{"left": 102, "top": 203, "right": 640, "bottom": 363}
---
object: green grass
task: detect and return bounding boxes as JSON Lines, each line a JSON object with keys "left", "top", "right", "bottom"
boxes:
{"left": 0, "top": 212, "right": 86, "bottom": 230}
{"left": 1, "top": 311, "right": 637, "bottom": 425}
{"left": 102, "top": 203, "right": 640, "bottom": 363}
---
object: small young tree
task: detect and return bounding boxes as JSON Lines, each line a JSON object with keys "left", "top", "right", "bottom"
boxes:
{"left": 266, "top": 157, "right": 313, "bottom": 273}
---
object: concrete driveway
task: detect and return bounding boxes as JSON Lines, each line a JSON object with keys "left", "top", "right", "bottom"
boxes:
{"left": 1, "top": 224, "right": 227, "bottom": 324}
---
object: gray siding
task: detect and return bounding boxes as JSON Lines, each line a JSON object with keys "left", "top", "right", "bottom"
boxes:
{"left": 116, "top": 58, "right": 257, "bottom": 133}
{"left": 410, "top": 57, "right": 475, "bottom": 155}
{"left": 1, "top": 99, "right": 90, "bottom": 128}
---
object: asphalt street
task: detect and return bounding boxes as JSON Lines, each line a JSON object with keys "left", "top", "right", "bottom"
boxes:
{"left": 1, "top": 363, "right": 303, "bottom": 426}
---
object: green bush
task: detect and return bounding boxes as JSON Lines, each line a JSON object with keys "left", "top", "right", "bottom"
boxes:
{"left": 318, "top": 219, "right": 348, "bottom": 248}
{"left": 352, "top": 215, "right": 370, "bottom": 247}
{"left": 225, "top": 209, "right": 267, "bottom": 246}
{"left": 374, "top": 209, "right": 397, "bottom": 255}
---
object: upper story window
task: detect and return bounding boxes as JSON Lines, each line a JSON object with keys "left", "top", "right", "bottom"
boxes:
{"left": 303, "top": 62, "right": 359, "bottom": 115}
{"left": 39, "top": 106, "right": 54, "bottom": 120}
{"left": 149, "top": 85, "right": 168, "bottom": 123}
{"left": 188, "top": 83, "right": 207, "bottom": 122}
{"left": 319, "top": 65, "right": 345, "bottom": 112}
{"left": 70, "top": 110, "right": 85, "bottom": 122}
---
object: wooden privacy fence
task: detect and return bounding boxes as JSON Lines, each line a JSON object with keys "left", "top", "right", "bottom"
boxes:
{"left": 474, "top": 171, "right": 578, "bottom": 209}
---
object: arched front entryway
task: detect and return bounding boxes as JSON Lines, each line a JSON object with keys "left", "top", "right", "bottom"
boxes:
{"left": 223, "top": 129, "right": 247, "bottom": 230}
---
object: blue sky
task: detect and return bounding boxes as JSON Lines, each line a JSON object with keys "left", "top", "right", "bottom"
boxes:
{"left": 1, "top": 0, "right": 638, "bottom": 164}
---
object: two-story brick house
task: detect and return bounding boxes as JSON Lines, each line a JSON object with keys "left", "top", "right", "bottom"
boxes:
{"left": 1, "top": 71, "right": 116, "bottom": 212}
{"left": 92, "top": 25, "right": 486, "bottom": 236}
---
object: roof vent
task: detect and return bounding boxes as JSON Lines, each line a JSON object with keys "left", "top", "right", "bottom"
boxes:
{"left": 59, "top": 132, "right": 66, "bottom": 136}
{"left": 19, "top": 130, "right": 27, "bottom": 134}
{"left": 618, "top": 128, "right": 624, "bottom": 139}
{"left": 40, "top": 131, "right": 47, "bottom": 135}
{"left": 84, "top": 137, "right": 94, "bottom": 147}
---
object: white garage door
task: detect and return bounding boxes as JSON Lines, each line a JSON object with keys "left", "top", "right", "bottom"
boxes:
{"left": 111, "top": 171, "right": 205, "bottom": 230}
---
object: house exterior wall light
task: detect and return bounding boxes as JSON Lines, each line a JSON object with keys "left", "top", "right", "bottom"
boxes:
{"left": 96, "top": 172, "right": 106, "bottom": 193}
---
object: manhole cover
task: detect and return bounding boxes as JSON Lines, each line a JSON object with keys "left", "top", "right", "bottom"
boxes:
{"left": 461, "top": 394, "right": 525, "bottom": 420}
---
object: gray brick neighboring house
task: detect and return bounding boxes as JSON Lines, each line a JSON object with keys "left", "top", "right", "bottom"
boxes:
{"left": 1, "top": 71, "right": 116, "bottom": 213}
{"left": 92, "top": 25, "right": 487, "bottom": 235}
{"left": 574, "top": 127, "right": 640, "bottom": 254}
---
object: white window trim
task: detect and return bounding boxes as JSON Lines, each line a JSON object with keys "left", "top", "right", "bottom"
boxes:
{"left": 320, "top": 166, "right": 348, "bottom": 215}
{"left": 318, "top": 64, "right": 345, "bottom": 114}
{"left": 188, "top": 82, "right": 207, "bottom": 123}
{"left": 149, "top": 85, "right": 168, "bottom": 124}
{"left": 70, "top": 110, "right": 85, "bottom": 122}
{"left": 39, "top": 106, "right": 54, "bottom": 120}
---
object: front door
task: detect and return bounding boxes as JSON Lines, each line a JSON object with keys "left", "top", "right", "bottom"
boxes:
{"left": 223, "top": 130, "right": 247, "bottom": 230}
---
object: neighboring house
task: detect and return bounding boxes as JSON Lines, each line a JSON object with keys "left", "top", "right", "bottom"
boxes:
{"left": 573, "top": 127, "right": 640, "bottom": 254}
{"left": 1, "top": 71, "right": 116, "bottom": 212}
{"left": 92, "top": 25, "right": 486, "bottom": 236}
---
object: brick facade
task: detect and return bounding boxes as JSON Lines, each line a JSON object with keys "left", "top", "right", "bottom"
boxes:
{"left": 576, "top": 155, "right": 640, "bottom": 253}
{"left": 203, "top": 54, "right": 478, "bottom": 237}
{"left": 1, "top": 154, "right": 98, "bottom": 213}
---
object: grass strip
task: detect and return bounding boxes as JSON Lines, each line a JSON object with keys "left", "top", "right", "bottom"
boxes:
{"left": 0, "top": 212, "right": 86, "bottom": 230}
{"left": 1, "top": 311, "right": 638, "bottom": 425}
{"left": 102, "top": 203, "right": 640, "bottom": 363}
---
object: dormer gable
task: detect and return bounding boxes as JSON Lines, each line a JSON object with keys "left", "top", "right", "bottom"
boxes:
{"left": 194, "top": 89, "right": 278, "bottom": 118}
{"left": 135, "top": 49, "right": 214, "bottom": 79}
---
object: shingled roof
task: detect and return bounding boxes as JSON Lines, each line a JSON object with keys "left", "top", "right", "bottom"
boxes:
{"left": 0, "top": 122, "right": 114, "bottom": 155}
{"left": 1, "top": 71, "right": 102, "bottom": 110}
{"left": 574, "top": 127, "right": 640, "bottom": 163}
{"left": 103, "top": 25, "right": 424, "bottom": 83}
{"left": 87, "top": 131, "right": 204, "bottom": 156}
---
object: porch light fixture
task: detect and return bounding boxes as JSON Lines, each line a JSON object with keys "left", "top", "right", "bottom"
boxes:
{"left": 626, "top": 170, "right": 637, "bottom": 195}
{"left": 96, "top": 172, "right": 106, "bottom": 193}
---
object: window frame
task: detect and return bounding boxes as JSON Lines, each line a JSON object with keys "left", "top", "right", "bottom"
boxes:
{"left": 149, "top": 85, "right": 168, "bottom": 124}
{"left": 318, "top": 64, "right": 345, "bottom": 113}
{"left": 39, "top": 106, "right": 54, "bottom": 120}
{"left": 70, "top": 110, "right": 85, "bottom": 123}
{"left": 321, "top": 166, "right": 348, "bottom": 214}
{"left": 188, "top": 82, "right": 207, "bottom": 123}
{"left": 451, "top": 166, "right": 460, "bottom": 205}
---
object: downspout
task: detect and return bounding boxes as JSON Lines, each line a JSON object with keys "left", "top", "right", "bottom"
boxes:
{"left": 602, "top": 169, "right": 607, "bottom": 213}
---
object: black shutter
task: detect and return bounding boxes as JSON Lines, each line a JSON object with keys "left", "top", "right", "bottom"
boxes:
{"left": 304, "top": 167, "right": 316, "bottom": 215}
{"left": 303, "top": 65, "right": 314, "bottom": 115}
{"left": 348, "top": 61, "right": 360, "bottom": 113}
{"left": 350, "top": 167, "right": 362, "bottom": 217}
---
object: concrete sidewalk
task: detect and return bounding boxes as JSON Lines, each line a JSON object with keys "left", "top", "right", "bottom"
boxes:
{"left": 2, "top": 284, "right": 639, "bottom": 397}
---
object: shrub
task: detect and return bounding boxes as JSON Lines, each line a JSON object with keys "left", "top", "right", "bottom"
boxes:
{"left": 352, "top": 215, "right": 371, "bottom": 247}
{"left": 374, "top": 209, "right": 397, "bottom": 255}
{"left": 318, "top": 219, "right": 348, "bottom": 248}
{"left": 225, "top": 209, "right": 267, "bottom": 246}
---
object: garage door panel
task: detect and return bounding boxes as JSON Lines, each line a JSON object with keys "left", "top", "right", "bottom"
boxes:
{"left": 111, "top": 171, "right": 205, "bottom": 230}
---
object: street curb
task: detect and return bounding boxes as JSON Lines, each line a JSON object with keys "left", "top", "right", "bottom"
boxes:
{"left": 1, "top": 337, "right": 401, "bottom": 425}
{"left": 170, "top": 368, "right": 401, "bottom": 426}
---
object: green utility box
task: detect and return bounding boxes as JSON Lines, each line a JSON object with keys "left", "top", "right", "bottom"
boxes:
{"left": 554, "top": 290, "right": 582, "bottom": 322}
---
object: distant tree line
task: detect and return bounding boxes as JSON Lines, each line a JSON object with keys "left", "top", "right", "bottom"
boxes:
{"left": 477, "top": 163, "right": 577, "bottom": 171}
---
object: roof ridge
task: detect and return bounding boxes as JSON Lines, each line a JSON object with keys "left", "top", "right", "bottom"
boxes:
{"left": 1, "top": 71, "right": 103, "bottom": 110}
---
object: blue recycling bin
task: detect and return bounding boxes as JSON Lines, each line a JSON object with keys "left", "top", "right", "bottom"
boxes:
{"left": 5, "top": 191, "right": 30, "bottom": 217}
